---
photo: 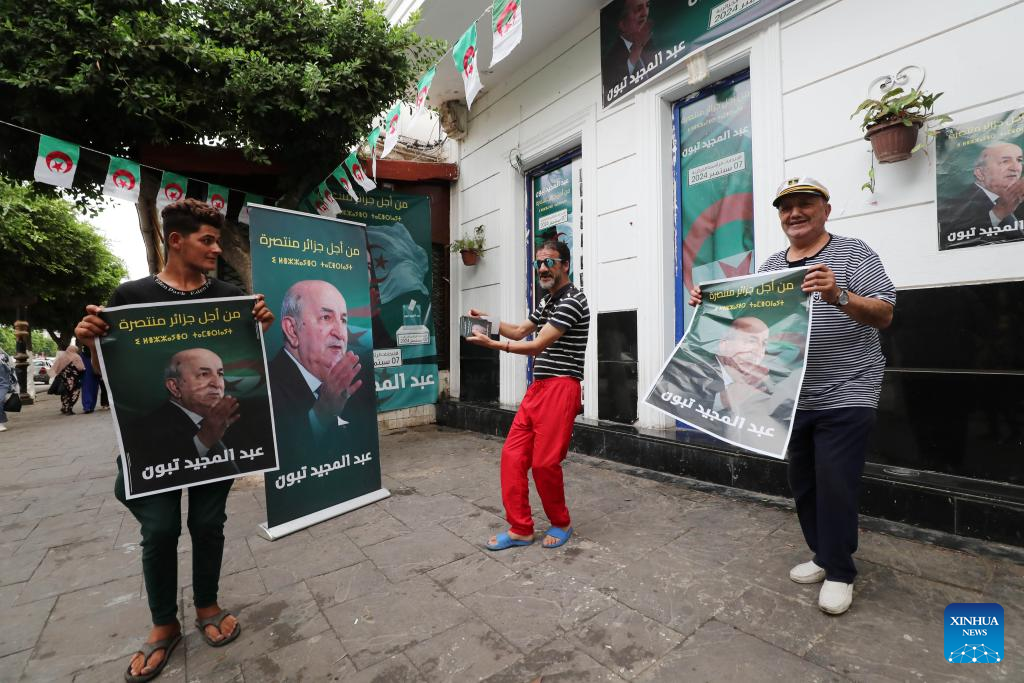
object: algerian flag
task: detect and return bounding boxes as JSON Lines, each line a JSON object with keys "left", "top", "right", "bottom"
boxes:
{"left": 332, "top": 167, "right": 360, "bottom": 203}
{"left": 366, "top": 223, "right": 430, "bottom": 305}
{"left": 367, "top": 127, "right": 382, "bottom": 179}
{"left": 344, "top": 151, "right": 376, "bottom": 192}
{"left": 103, "top": 156, "right": 141, "bottom": 202}
{"left": 381, "top": 103, "right": 402, "bottom": 159}
{"left": 206, "top": 183, "right": 229, "bottom": 215}
{"left": 34, "top": 135, "right": 80, "bottom": 188}
{"left": 453, "top": 23, "right": 483, "bottom": 109}
{"left": 319, "top": 181, "right": 341, "bottom": 215}
{"left": 237, "top": 193, "right": 261, "bottom": 224}
{"left": 490, "top": 1, "right": 523, "bottom": 67}
{"left": 157, "top": 171, "right": 188, "bottom": 210}
{"left": 413, "top": 67, "right": 436, "bottom": 121}
{"left": 310, "top": 189, "right": 331, "bottom": 216}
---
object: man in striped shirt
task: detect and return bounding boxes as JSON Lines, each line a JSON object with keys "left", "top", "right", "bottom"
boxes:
{"left": 467, "top": 240, "right": 590, "bottom": 551}
{"left": 691, "top": 177, "right": 895, "bottom": 615}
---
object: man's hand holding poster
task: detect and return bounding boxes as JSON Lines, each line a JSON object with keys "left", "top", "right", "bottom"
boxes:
{"left": 644, "top": 268, "right": 811, "bottom": 459}
{"left": 96, "top": 296, "right": 279, "bottom": 498}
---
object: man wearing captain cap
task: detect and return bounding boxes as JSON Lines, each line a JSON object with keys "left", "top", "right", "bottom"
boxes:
{"left": 690, "top": 176, "right": 895, "bottom": 615}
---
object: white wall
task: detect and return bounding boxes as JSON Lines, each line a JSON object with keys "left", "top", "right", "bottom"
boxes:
{"left": 449, "top": 0, "right": 1024, "bottom": 423}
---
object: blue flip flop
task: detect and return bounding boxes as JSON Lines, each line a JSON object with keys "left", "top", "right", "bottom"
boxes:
{"left": 542, "top": 526, "right": 573, "bottom": 549}
{"left": 485, "top": 531, "right": 533, "bottom": 551}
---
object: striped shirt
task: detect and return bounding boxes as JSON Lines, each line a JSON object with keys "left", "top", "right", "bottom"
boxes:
{"left": 529, "top": 284, "right": 590, "bottom": 380}
{"left": 758, "top": 233, "right": 895, "bottom": 410}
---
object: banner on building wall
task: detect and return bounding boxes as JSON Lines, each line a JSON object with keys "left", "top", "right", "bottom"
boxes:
{"left": 96, "top": 296, "right": 279, "bottom": 499}
{"left": 249, "top": 205, "right": 386, "bottom": 538}
{"left": 334, "top": 191, "right": 440, "bottom": 413}
{"left": 490, "top": 0, "right": 524, "bottom": 67}
{"left": 644, "top": 268, "right": 811, "bottom": 459}
{"left": 936, "top": 108, "right": 1024, "bottom": 251}
{"left": 678, "top": 75, "right": 754, "bottom": 334}
{"left": 600, "top": 0, "right": 797, "bottom": 107}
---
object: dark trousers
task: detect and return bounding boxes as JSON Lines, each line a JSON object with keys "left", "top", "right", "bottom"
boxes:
{"left": 115, "top": 462, "right": 233, "bottom": 625}
{"left": 787, "top": 407, "right": 876, "bottom": 584}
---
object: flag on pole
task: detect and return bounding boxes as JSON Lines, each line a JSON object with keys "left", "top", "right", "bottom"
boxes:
{"left": 206, "top": 183, "right": 229, "bottom": 215}
{"left": 332, "top": 166, "right": 360, "bottom": 203}
{"left": 366, "top": 127, "right": 382, "bottom": 179}
{"left": 237, "top": 193, "right": 261, "bottom": 224}
{"left": 490, "top": 1, "right": 523, "bottom": 67}
{"left": 344, "top": 151, "right": 376, "bottom": 193}
{"left": 34, "top": 135, "right": 80, "bottom": 188}
{"left": 102, "top": 156, "right": 142, "bottom": 202}
{"left": 412, "top": 67, "right": 436, "bottom": 121}
{"left": 381, "top": 103, "right": 402, "bottom": 159}
{"left": 453, "top": 23, "right": 483, "bottom": 109}
{"left": 157, "top": 171, "right": 188, "bottom": 211}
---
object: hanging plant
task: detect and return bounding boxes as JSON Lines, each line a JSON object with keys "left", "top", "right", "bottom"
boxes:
{"left": 450, "top": 225, "right": 485, "bottom": 265}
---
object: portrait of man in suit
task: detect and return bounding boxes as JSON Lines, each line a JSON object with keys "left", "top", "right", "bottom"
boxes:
{"left": 939, "top": 141, "right": 1024, "bottom": 246}
{"left": 602, "top": 0, "right": 656, "bottom": 98}
{"left": 268, "top": 280, "right": 365, "bottom": 445}
{"left": 125, "top": 347, "right": 272, "bottom": 490}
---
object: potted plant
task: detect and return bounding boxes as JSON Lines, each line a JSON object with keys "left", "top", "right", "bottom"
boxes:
{"left": 450, "top": 225, "right": 485, "bottom": 265}
{"left": 851, "top": 87, "right": 952, "bottom": 191}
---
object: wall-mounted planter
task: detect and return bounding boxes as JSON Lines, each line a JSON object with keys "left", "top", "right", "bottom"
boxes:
{"left": 864, "top": 119, "right": 922, "bottom": 163}
{"left": 460, "top": 249, "right": 480, "bottom": 266}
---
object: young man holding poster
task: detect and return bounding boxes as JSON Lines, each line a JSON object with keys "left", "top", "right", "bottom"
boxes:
{"left": 75, "top": 199, "right": 274, "bottom": 682}
{"left": 691, "top": 177, "right": 895, "bottom": 615}
{"left": 466, "top": 240, "right": 590, "bottom": 550}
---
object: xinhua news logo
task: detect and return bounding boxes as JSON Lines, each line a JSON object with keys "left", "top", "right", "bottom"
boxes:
{"left": 944, "top": 603, "right": 1004, "bottom": 663}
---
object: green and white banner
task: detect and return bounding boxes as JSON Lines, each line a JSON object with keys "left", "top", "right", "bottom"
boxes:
{"left": 34, "top": 135, "right": 80, "bottom": 188}
{"left": 936, "top": 108, "right": 1024, "bottom": 250}
{"left": 206, "top": 183, "right": 229, "bottom": 216}
{"left": 249, "top": 205, "right": 386, "bottom": 538}
{"left": 344, "top": 151, "right": 376, "bottom": 193}
{"left": 96, "top": 296, "right": 279, "bottom": 498}
{"left": 366, "top": 127, "right": 382, "bottom": 179}
{"left": 490, "top": 1, "right": 524, "bottom": 67}
{"left": 157, "top": 171, "right": 188, "bottom": 211}
{"left": 454, "top": 23, "right": 483, "bottom": 109}
{"left": 413, "top": 68, "right": 436, "bottom": 121}
{"left": 237, "top": 193, "right": 261, "bottom": 225}
{"left": 103, "top": 156, "right": 142, "bottom": 203}
{"left": 678, "top": 75, "right": 754, "bottom": 332}
{"left": 645, "top": 268, "right": 811, "bottom": 459}
{"left": 335, "top": 191, "right": 439, "bottom": 412}
{"left": 382, "top": 103, "right": 402, "bottom": 159}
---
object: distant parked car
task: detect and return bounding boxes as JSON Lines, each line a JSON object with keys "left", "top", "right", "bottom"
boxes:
{"left": 32, "top": 358, "right": 52, "bottom": 384}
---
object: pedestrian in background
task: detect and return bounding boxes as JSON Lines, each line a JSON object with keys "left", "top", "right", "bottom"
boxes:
{"left": 0, "top": 350, "right": 16, "bottom": 432}
{"left": 50, "top": 345, "right": 85, "bottom": 414}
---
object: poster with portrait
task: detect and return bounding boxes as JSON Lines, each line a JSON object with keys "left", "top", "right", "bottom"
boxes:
{"left": 531, "top": 158, "right": 578, "bottom": 306}
{"left": 600, "top": 0, "right": 798, "bottom": 107}
{"left": 96, "top": 296, "right": 279, "bottom": 499}
{"left": 249, "top": 205, "right": 386, "bottom": 538}
{"left": 334, "top": 191, "right": 440, "bottom": 412}
{"left": 644, "top": 268, "right": 811, "bottom": 459}
{"left": 936, "top": 108, "right": 1024, "bottom": 250}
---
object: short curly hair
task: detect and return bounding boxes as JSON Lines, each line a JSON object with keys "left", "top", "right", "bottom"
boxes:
{"left": 161, "top": 198, "right": 224, "bottom": 242}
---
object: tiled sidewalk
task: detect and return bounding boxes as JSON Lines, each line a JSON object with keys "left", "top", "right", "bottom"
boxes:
{"left": 0, "top": 391, "right": 1020, "bottom": 681}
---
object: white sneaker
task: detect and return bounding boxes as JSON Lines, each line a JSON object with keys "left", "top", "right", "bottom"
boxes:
{"left": 789, "top": 560, "right": 826, "bottom": 584}
{"left": 0, "top": 424, "right": 7, "bottom": 432}
{"left": 818, "top": 580, "right": 853, "bottom": 615}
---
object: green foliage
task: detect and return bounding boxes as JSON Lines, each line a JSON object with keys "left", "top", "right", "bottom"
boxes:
{"left": 0, "top": 0, "right": 445, "bottom": 206}
{"left": 851, "top": 87, "right": 953, "bottom": 193}
{"left": 450, "top": 225, "right": 486, "bottom": 254}
{"left": 0, "top": 326, "right": 14, "bottom": 355}
{"left": 0, "top": 175, "right": 126, "bottom": 345}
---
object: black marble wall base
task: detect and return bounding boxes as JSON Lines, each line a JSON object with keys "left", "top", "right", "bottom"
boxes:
{"left": 437, "top": 399, "right": 1024, "bottom": 549}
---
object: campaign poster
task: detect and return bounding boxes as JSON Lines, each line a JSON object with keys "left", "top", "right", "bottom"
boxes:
{"left": 600, "top": 0, "right": 798, "bottom": 107}
{"left": 936, "top": 108, "right": 1024, "bottom": 250}
{"left": 677, "top": 74, "right": 754, "bottom": 335}
{"left": 644, "top": 268, "right": 811, "bottom": 459}
{"left": 334, "top": 191, "right": 440, "bottom": 412}
{"left": 530, "top": 158, "right": 578, "bottom": 305}
{"left": 96, "top": 296, "right": 279, "bottom": 499}
{"left": 249, "top": 205, "right": 386, "bottom": 537}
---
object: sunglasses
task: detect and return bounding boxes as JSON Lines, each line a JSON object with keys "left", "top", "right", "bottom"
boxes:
{"left": 533, "top": 257, "right": 565, "bottom": 270}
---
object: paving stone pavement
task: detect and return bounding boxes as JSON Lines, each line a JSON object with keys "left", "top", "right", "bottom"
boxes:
{"left": 0, "top": 392, "right": 1021, "bottom": 682}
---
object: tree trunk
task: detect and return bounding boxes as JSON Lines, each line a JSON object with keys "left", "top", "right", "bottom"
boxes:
{"left": 48, "top": 328, "right": 71, "bottom": 351}
{"left": 137, "top": 167, "right": 165, "bottom": 276}
{"left": 219, "top": 219, "right": 252, "bottom": 293}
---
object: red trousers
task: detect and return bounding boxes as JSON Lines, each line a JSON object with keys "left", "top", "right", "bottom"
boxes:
{"left": 501, "top": 376, "right": 580, "bottom": 536}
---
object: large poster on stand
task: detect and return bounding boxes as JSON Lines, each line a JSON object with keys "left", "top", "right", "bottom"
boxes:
{"left": 249, "top": 205, "right": 386, "bottom": 538}
{"left": 96, "top": 296, "right": 279, "bottom": 499}
{"left": 936, "top": 108, "right": 1024, "bottom": 250}
{"left": 334, "top": 191, "right": 439, "bottom": 412}
{"left": 644, "top": 268, "right": 811, "bottom": 459}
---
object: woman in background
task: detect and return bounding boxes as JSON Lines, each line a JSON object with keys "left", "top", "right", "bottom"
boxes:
{"left": 51, "top": 345, "right": 85, "bottom": 414}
